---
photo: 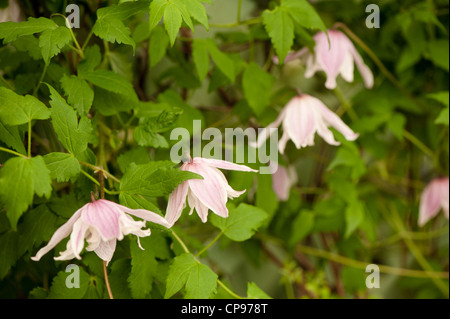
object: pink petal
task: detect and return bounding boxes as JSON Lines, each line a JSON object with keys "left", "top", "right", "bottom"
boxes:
{"left": 193, "top": 157, "right": 258, "bottom": 172}
{"left": 315, "top": 30, "right": 348, "bottom": 90}
{"left": 283, "top": 96, "right": 317, "bottom": 149}
{"left": 419, "top": 179, "right": 445, "bottom": 227}
{"left": 94, "top": 239, "right": 117, "bottom": 265}
{"left": 31, "top": 206, "right": 84, "bottom": 261}
{"left": 81, "top": 200, "right": 121, "bottom": 240}
{"left": 109, "top": 201, "right": 171, "bottom": 228}
{"left": 211, "top": 167, "right": 247, "bottom": 199}
{"left": 348, "top": 44, "right": 374, "bottom": 89}
{"left": 252, "top": 108, "right": 288, "bottom": 148}
{"left": 339, "top": 52, "right": 355, "bottom": 83}
{"left": 186, "top": 163, "right": 229, "bottom": 218}
{"left": 278, "top": 131, "right": 291, "bottom": 154}
{"left": 164, "top": 182, "right": 189, "bottom": 227}
{"left": 272, "top": 166, "right": 291, "bottom": 201}
{"left": 313, "top": 96, "right": 359, "bottom": 142}
{"left": 70, "top": 218, "right": 89, "bottom": 260}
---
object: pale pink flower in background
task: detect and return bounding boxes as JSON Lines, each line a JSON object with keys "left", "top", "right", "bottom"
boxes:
{"left": 31, "top": 198, "right": 170, "bottom": 264}
{"left": 272, "top": 165, "right": 298, "bottom": 201}
{"left": 165, "top": 157, "right": 258, "bottom": 226}
{"left": 253, "top": 94, "right": 359, "bottom": 154}
{"left": 275, "top": 30, "right": 374, "bottom": 90}
{"left": 0, "top": 0, "right": 23, "bottom": 23}
{"left": 418, "top": 177, "right": 449, "bottom": 227}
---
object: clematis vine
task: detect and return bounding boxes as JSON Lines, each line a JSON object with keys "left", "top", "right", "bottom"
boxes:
{"left": 31, "top": 196, "right": 171, "bottom": 264}
{"left": 272, "top": 165, "right": 298, "bottom": 202}
{"left": 276, "top": 30, "right": 374, "bottom": 90}
{"left": 165, "top": 156, "right": 258, "bottom": 226}
{"left": 418, "top": 177, "right": 449, "bottom": 227}
{"left": 253, "top": 93, "right": 359, "bottom": 154}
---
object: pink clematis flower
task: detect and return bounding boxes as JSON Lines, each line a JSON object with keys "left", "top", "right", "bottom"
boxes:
{"left": 277, "top": 30, "right": 374, "bottom": 90}
{"left": 272, "top": 165, "right": 298, "bottom": 202}
{"left": 0, "top": 0, "right": 23, "bottom": 23}
{"left": 418, "top": 177, "right": 449, "bottom": 227}
{"left": 254, "top": 94, "right": 359, "bottom": 154}
{"left": 165, "top": 157, "right": 258, "bottom": 226}
{"left": 31, "top": 197, "right": 170, "bottom": 264}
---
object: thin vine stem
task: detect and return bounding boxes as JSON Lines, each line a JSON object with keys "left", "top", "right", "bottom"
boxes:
{"left": 196, "top": 231, "right": 224, "bottom": 257}
{"left": 0, "top": 146, "right": 28, "bottom": 159}
{"left": 103, "top": 260, "right": 114, "bottom": 299}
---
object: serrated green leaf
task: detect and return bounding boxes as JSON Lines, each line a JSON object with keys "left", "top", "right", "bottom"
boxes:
{"left": 44, "top": 152, "right": 81, "bottom": 183}
{"left": 0, "top": 87, "right": 50, "bottom": 126}
{"left": 192, "top": 38, "right": 210, "bottom": 81}
{"left": 47, "top": 84, "right": 92, "bottom": 156}
{"left": 0, "top": 17, "right": 57, "bottom": 43}
{"left": 206, "top": 39, "right": 235, "bottom": 82}
{"left": 82, "top": 69, "right": 138, "bottom": 100}
{"left": 242, "top": 62, "right": 274, "bottom": 116}
{"left": 149, "top": 0, "right": 167, "bottom": 32}
{"left": 77, "top": 45, "right": 101, "bottom": 75}
{"left": 184, "top": 0, "right": 209, "bottom": 30}
{"left": 60, "top": 75, "right": 94, "bottom": 116}
{"left": 262, "top": 7, "right": 294, "bottom": 64}
{"left": 48, "top": 267, "right": 91, "bottom": 299}
{"left": 165, "top": 253, "right": 217, "bottom": 299}
{"left": 149, "top": 25, "right": 170, "bottom": 67}
{"left": 247, "top": 282, "right": 272, "bottom": 299}
{"left": 0, "top": 122, "right": 26, "bottom": 155}
{"left": 0, "top": 156, "right": 52, "bottom": 230}
{"left": 97, "top": 0, "right": 150, "bottom": 20}
{"left": 39, "top": 26, "right": 72, "bottom": 64}
{"left": 128, "top": 236, "right": 158, "bottom": 299}
{"left": 282, "top": 0, "right": 326, "bottom": 31}
{"left": 164, "top": 2, "right": 183, "bottom": 46}
{"left": 117, "top": 147, "right": 151, "bottom": 173}
{"left": 92, "top": 18, "right": 135, "bottom": 51}
{"left": 210, "top": 203, "right": 268, "bottom": 242}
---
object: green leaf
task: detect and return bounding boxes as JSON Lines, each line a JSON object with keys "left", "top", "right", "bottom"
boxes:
{"left": 44, "top": 152, "right": 81, "bottom": 183}
{"left": 48, "top": 267, "right": 91, "bottom": 299}
{"left": 60, "top": 75, "right": 94, "bottom": 116}
{"left": 192, "top": 39, "right": 210, "bottom": 82}
{"left": 206, "top": 39, "right": 235, "bottom": 82}
{"left": 92, "top": 18, "right": 136, "bottom": 51}
{"left": 210, "top": 203, "right": 268, "bottom": 242}
{"left": 149, "top": 0, "right": 168, "bottom": 32}
{"left": 82, "top": 69, "right": 138, "bottom": 100}
{"left": 255, "top": 173, "right": 278, "bottom": 217}
{"left": 128, "top": 236, "right": 158, "bottom": 299}
{"left": 0, "top": 122, "right": 26, "bottom": 155}
{"left": 77, "top": 45, "right": 101, "bottom": 75}
{"left": 290, "top": 210, "right": 315, "bottom": 245}
{"left": 0, "top": 87, "right": 50, "bottom": 126}
{"left": 120, "top": 162, "right": 202, "bottom": 198}
{"left": 47, "top": 84, "right": 92, "bottom": 156}
{"left": 117, "top": 147, "right": 151, "bottom": 173}
{"left": 435, "top": 108, "right": 449, "bottom": 126}
{"left": 345, "top": 199, "right": 365, "bottom": 238}
{"left": 327, "top": 142, "right": 366, "bottom": 180}
{"left": 247, "top": 282, "right": 272, "bottom": 299}
{"left": 282, "top": 0, "right": 326, "bottom": 31}
{"left": 163, "top": 2, "right": 183, "bottom": 46}
{"left": 262, "top": 7, "right": 294, "bottom": 64}
{"left": 96, "top": 0, "right": 150, "bottom": 20}
{"left": 242, "top": 62, "right": 274, "bottom": 116}
{"left": 0, "top": 17, "right": 57, "bottom": 43}
{"left": 184, "top": 0, "right": 209, "bottom": 30}
{"left": 0, "top": 231, "right": 19, "bottom": 279}
{"left": 39, "top": 26, "right": 72, "bottom": 64}
{"left": 387, "top": 113, "right": 406, "bottom": 140}
{"left": 428, "top": 39, "right": 449, "bottom": 71}
{"left": 134, "top": 126, "right": 169, "bottom": 148}
{"left": 0, "top": 156, "right": 52, "bottom": 230}
{"left": 427, "top": 91, "right": 449, "bottom": 108}
{"left": 149, "top": 26, "right": 170, "bottom": 67}
{"left": 165, "top": 253, "right": 217, "bottom": 299}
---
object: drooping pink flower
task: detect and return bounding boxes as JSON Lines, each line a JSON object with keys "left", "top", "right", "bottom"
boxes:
{"left": 165, "top": 157, "right": 257, "bottom": 226}
{"left": 272, "top": 165, "right": 297, "bottom": 202}
{"left": 418, "top": 177, "right": 449, "bottom": 227}
{"left": 31, "top": 198, "right": 170, "bottom": 264}
{"left": 0, "top": 0, "right": 23, "bottom": 23}
{"left": 276, "top": 30, "right": 374, "bottom": 90}
{"left": 253, "top": 94, "right": 359, "bottom": 154}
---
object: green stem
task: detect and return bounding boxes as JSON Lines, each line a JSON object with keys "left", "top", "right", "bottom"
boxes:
{"left": 78, "top": 161, "right": 121, "bottom": 184}
{"left": 237, "top": 0, "right": 243, "bottom": 23}
{"left": 0, "top": 146, "right": 28, "bottom": 159}
{"left": 79, "top": 169, "right": 121, "bottom": 195}
{"left": 217, "top": 280, "right": 244, "bottom": 299}
{"left": 196, "top": 231, "right": 223, "bottom": 257}
{"left": 209, "top": 17, "right": 262, "bottom": 28}
{"left": 81, "top": 29, "right": 94, "bottom": 52}
{"left": 32, "top": 63, "right": 48, "bottom": 96}
{"left": 333, "top": 86, "right": 358, "bottom": 121}
{"left": 297, "top": 244, "right": 449, "bottom": 280}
